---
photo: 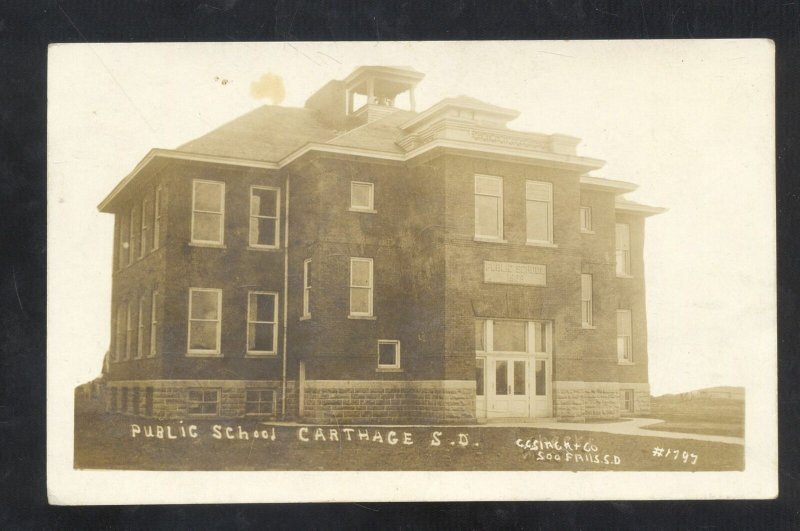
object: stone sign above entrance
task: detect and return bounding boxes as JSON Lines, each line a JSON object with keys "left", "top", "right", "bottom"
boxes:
{"left": 483, "top": 261, "right": 547, "bottom": 286}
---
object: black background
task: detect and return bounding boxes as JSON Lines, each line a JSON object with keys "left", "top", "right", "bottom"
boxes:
{"left": 1, "top": 0, "right": 798, "bottom": 528}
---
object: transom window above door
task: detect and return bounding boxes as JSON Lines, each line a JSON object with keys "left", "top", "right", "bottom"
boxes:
{"left": 475, "top": 319, "right": 550, "bottom": 354}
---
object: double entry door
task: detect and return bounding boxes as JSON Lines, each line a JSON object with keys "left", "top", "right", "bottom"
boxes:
{"left": 480, "top": 356, "right": 551, "bottom": 418}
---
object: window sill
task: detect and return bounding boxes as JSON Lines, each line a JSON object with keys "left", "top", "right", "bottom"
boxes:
{"left": 348, "top": 207, "right": 377, "bottom": 214}
{"left": 581, "top": 324, "right": 596, "bottom": 330}
{"left": 299, "top": 315, "right": 311, "bottom": 321}
{"left": 189, "top": 242, "right": 227, "bottom": 249}
{"left": 348, "top": 315, "right": 376, "bottom": 320}
{"left": 616, "top": 274, "right": 634, "bottom": 279}
{"left": 247, "top": 245, "right": 282, "bottom": 252}
{"left": 377, "top": 367, "right": 403, "bottom": 373}
{"left": 580, "top": 229, "right": 595, "bottom": 234}
{"left": 525, "top": 241, "right": 558, "bottom": 248}
{"left": 245, "top": 353, "right": 279, "bottom": 358}
{"left": 617, "top": 361, "right": 634, "bottom": 366}
{"left": 186, "top": 352, "right": 223, "bottom": 358}
{"left": 473, "top": 237, "right": 508, "bottom": 244}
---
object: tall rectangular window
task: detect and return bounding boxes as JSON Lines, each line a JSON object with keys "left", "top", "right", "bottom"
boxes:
{"left": 125, "top": 300, "right": 134, "bottom": 360}
{"left": 136, "top": 295, "right": 146, "bottom": 359}
{"left": 140, "top": 197, "right": 150, "bottom": 258}
{"left": 580, "top": 206, "right": 593, "bottom": 232}
{"left": 191, "top": 180, "right": 225, "bottom": 244}
{"left": 247, "top": 292, "right": 278, "bottom": 355}
{"left": 615, "top": 223, "right": 631, "bottom": 276}
{"left": 149, "top": 291, "right": 158, "bottom": 357}
{"left": 115, "top": 303, "right": 125, "bottom": 361}
{"left": 349, "top": 258, "right": 373, "bottom": 317}
{"left": 617, "top": 310, "right": 633, "bottom": 363}
{"left": 581, "top": 274, "right": 593, "bottom": 327}
{"left": 474, "top": 174, "right": 503, "bottom": 240}
{"left": 128, "top": 206, "right": 137, "bottom": 265}
{"left": 153, "top": 186, "right": 162, "bottom": 250}
{"left": 302, "top": 259, "right": 311, "bottom": 318}
{"left": 187, "top": 288, "right": 222, "bottom": 355}
{"left": 620, "top": 389, "right": 634, "bottom": 413}
{"left": 249, "top": 186, "right": 279, "bottom": 248}
{"left": 350, "top": 181, "right": 374, "bottom": 211}
{"left": 117, "top": 216, "right": 127, "bottom": 270}
{"left": 378, "top": 340, "right": 400, "bottom": 369}
{"left": 526, "top": 180, "right": 553, "bottom": 244}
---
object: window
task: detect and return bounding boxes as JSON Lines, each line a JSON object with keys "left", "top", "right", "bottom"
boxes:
{"left": 187, "top": 389, "right": 219, "bottom": 416}
{"left": 615, "top": 223, "right": 631, "bottom": 276}
{"left": 475, "top": 359, "right": 485, "bottom": 396}
{"left": 620, "top": 389, "right": 634, "bottom": 414}
{"left": 580, "top": 206, "right": 593, "bottom": 232}
{"left": 144, "top": 387, "right": 154, "bottom": 416}
{"left": 149, "top": 291, "right": 158, "bottom": 357}
{"left": 249, "top": 186, "right": 279, "bottom": 248}
{"left": 132, "top": 387, "right": 140, "bottom": 415}
{"left": 617, "top": 310, "right": 633, "bottom": 363}
{"left": 191, "top": 180, "right": 225, "bottom": 244}
{"left": 581, "top": 274, "right": 593, "bottom": 327}
{"left": 378, "top": 340, "right": 400, "bottom": 369}
{"left": 474, "top": 174, "right": 503, "bottom": 240}
{"left": 136, "top": 295, "right": 146, "bottom": 359}
{"left": 128, "top": 206, "right": 137, "bottom": 264}
{"left": 493, "top": 320, "right": 526, "bottom": 352}
{"left": 153, "top": 186, "right": 161, "bottom": 250}
{"left": 121, "top": 387, "right": 128, "bottom": 413}
{"left": 187, "top": 288, "right": 222, "bottom": 354}
{"left": 117, "top": 216, "right": 127, "bottom": 270}
{"left": 140, "top": 197, "right": 150, "bottom": 258}
{"left": 350, "top": 181, "right": 374, "bottom": 211}
{"left": 245, "top": 389, "right": 276, "bottom": 415}
{"left": 535, "top": 360, "right": 547, "bottom": 396}
{"left": 302, "top": 259, "right": 311, "bottom": 318}
{"left": 526, "top": 180, "right": 553, "bottom": 244}
{"left": 247, "top": 292, "right": 278, "bottom": 355}
{"left": 109, "top": 388, "right": 118, "bottom": 412}
{"left": 349, "top": 258, "right": 373, "bottom": 316}
{"left": 125, "top": 300, "right": 134, "bottom": 360}
{"left": 115, "top": 303, "right": 125, "bottom": 361}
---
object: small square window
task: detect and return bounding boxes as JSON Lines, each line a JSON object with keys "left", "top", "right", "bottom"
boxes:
{"left": 187, "top": 389, "right": 219, "bottom": 416}
{"left": 350, "top": 181, "right": 374, "bottom": 211}
{"left": 245, "top": 389, "right": 276, "bottom": 415}
{"left": 378, "top": 340, "right": 400, "bottom": 369}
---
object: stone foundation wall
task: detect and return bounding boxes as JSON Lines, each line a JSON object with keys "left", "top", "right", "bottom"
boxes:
{"left": 554, "top": 381, "right": 650, "bottom": 421}
{"left": 302, "top": 380, "right": 476, "bottom": 424}
{"left": 104, "top": 380, "right": 295, "bottom": 420}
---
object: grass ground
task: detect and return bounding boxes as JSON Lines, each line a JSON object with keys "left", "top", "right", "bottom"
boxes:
{"left": 641, "top": 395, "right": 744, "bottom": 438}
{"left": 74, "top": 403, "right": 743, "bottom": 472}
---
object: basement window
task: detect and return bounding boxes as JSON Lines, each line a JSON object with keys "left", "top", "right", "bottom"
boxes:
{"left": 377, "top": 340, "right": 400, "bottom": 369}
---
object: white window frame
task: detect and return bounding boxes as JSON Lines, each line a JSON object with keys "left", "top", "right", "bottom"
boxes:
{"left": 245, "top": 389, "right": 277, "bottom": 416}
{"left": 349, "top": 181, "right": 375, "bottom": 212}
{"left": 115, "top": 303, "right": 125, "bottom": 361}
{"left": 377, "top": 340, "right": 401, "bottom": 369}
{"left": 153, "top": 185, "right": 162, "bottom": 250}
{"left": 617, "top": 309, "right": 633, "bottom": 363}
{"left": 349, "top": 257, "right": 374, "bottom": 317}
{"left": 187, "top": 388, "right": 220, "bottom": 416}
{"left": 474, "top": 174, "right": 504, "bottom": 240}
{"left": 246, "top": 291, "right": 278, "bottom": 355}
{"left": 125, "top": 300, "right": 134, "bottom": 360}
{"left": 249, "top": 185, "right": 280, "bottom": 249}
{"left": 615, "top": 223, "right": 631, "bottom": 277}
{"left": 149, "top": 290, "right": 158, "bottom": 357}
{"left": 140, "top": 197, "right": 150, "bottom": 258}
{"left": 191, "top": 179, "right": 225, "bottom": 245}
{"left": 128, "top": 206, "right": 137, "bottom": 265}
{"left": 475, "top": 319, "right": 551, "bottom": 354}
{"left": 581, "top": 274, "right": 594, "bottom": 328}
{"left": 302, "top": 259, "right": 311, "bottom": 318}
{"left": 580, "top": 206, "right": 593, "bottom": 233}
{"left": 136, "top": 295, "right": 146, "bottom": 359}
{"left": 187, "top": 288, "right": 222, "bottom": 356}
{"left": 525, "top": 180, "right": 553, "bottom": 245}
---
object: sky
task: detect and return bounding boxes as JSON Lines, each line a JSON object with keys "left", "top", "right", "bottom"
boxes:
{"left": 47, "top": 40, "right": 775, "bottom": 397}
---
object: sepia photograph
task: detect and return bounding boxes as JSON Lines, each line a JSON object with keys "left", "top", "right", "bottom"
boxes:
{"left": 47, "top": 40, "right": 776, "bottom": 503}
